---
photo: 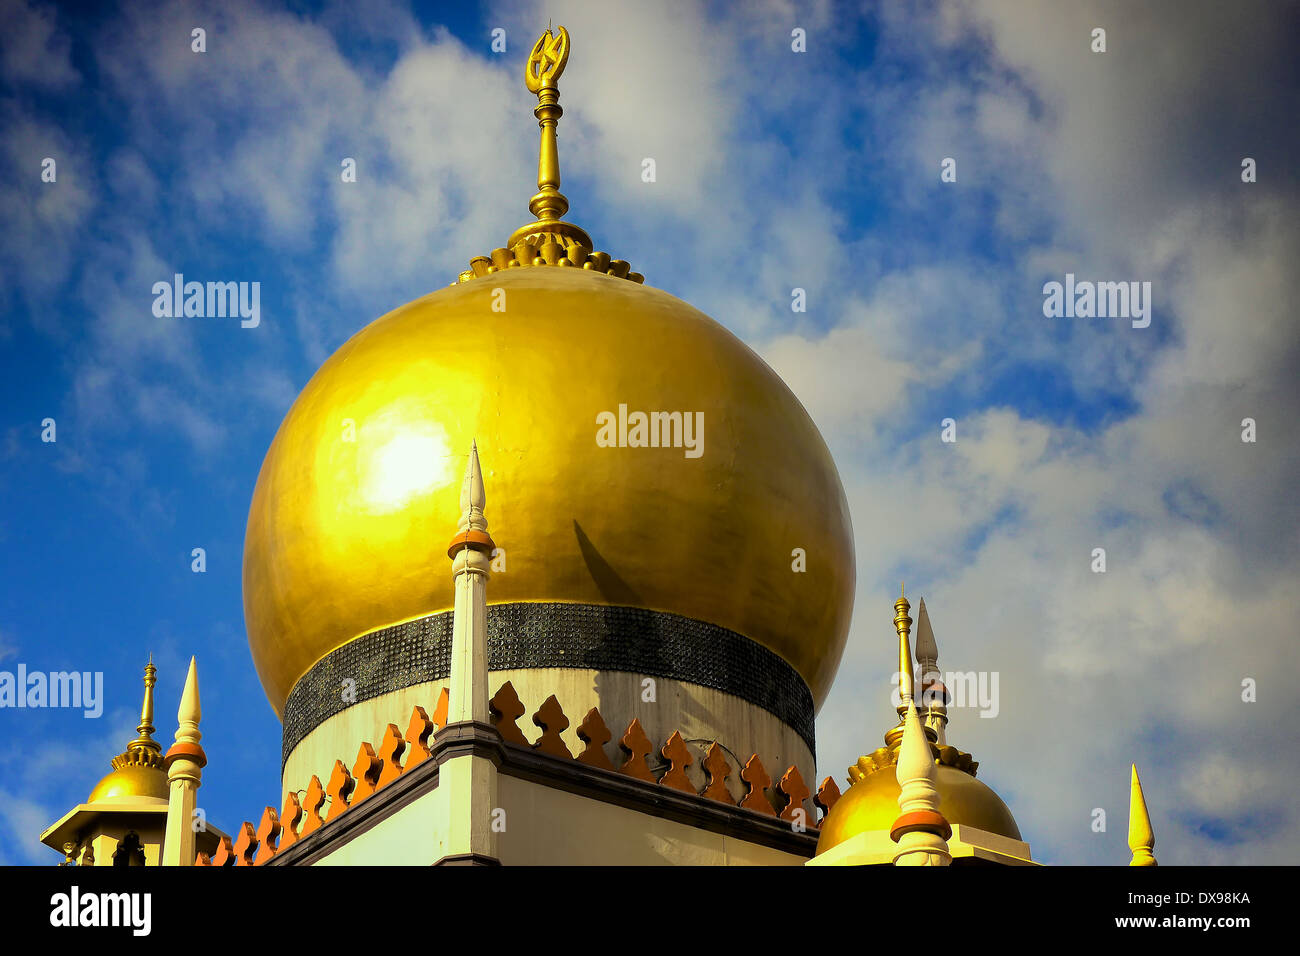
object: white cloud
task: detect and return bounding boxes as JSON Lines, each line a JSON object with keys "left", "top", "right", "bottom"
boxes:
{"left": 0, "top": 0, "right": 79, "bottom": 90}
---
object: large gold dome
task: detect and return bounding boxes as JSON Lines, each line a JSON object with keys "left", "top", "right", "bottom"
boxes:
{"left": 243, "top": 266, "right": 855, "bottom": 717}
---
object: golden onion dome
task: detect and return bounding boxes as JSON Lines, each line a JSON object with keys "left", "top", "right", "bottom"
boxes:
{"left": 242, "top": 25, "right": 855, "bottom": 723}
{"left": 243, "top": 266, "right": 856, "bottom": 716}
{"left": 88, "top": 659, "right": 169, "bottom": 804}
{"left": 87, "top": 761, "right": 169, "bottom": 804}
{"left": 815, "top": 738, "right": 1022, "bottom": 854}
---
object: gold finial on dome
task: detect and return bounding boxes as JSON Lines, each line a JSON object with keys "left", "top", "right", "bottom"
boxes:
{"left": 884, "top": 587, "right": 939, "bottom": 754}
{"left": 87, "top": 658, "right": 168, "bottom": 803}
{"left": 894, "top": 583, "right": 915, "bottom": 716}
{"left": 127, "top": 653, "right": 161, "bottom": 755}
{"left": 507, "top": 25, "right": 590, "bottom": 254}
{"left": 813, "top": 592, "right": 1021, "bottom": 863}
{"left": 457, "top": 25, "right": 643, "bottom": 285}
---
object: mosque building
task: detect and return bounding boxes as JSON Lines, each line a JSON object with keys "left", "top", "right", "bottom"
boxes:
{"left": 38, "top": 26, "right": 1159, "bottom": 868}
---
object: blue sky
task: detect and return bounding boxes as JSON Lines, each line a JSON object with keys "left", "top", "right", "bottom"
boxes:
{"left": 2, "top": 0, "right": 1297, "bottom": 865}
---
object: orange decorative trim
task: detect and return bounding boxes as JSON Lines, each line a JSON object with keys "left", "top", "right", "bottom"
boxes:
{"left": 254, "top": 807, "right": 281, "bottom": 865}
{"left": 300, "top": 776, "right": 326, "bottom": 837}
{"left": 660, "top": 731, "right": 695, "bottom": 793}
{"left": 350, "top": 742, "right": 383, "bottom": 805}
{"left": 163, "top": 741, "right": 207, "bottom": 769}
{"left": 209, "top": 834, "right": 235, "bottom": 866}
{"left": 919, "top": 679, "right": 949, "bottom": 704}
{"left": 701, "top": 743, "right": 734, "bottom": 805}
{"left": 814, "top": 776, "right": 841, "bottom": 826}
{"left": 575, "top": 708, "right": 614, "bottom": 770}
{"left": 231, "top": 821, "right": 257, "bottom": 866}
{"left": 219, "top": 684, "right": 826, "bottom": 859}
{"left": 532, "top": 695, "right": 573, "bottom": 759}
{"left": 325, "top": 760, "right": 355, "bottom": 821}
{"left": 739, "top": 755, "right": 776, "bottom": 816}
{"left": 777, "top": 765, "right": 811, "bottom": 824}
{"left": 375, "top": 723, "right": 407, "bottom": 789}
{"left": 431, "top": 687, "right": 449, "bottom": 729}
{"left": 278, "top": 792, "right": 303, "bottom": 852}
{"left": 489, "top": 682, "right": 529, "bottom": 746}
{"left": 890, "top": 810, "right": 952, "bottom": 842}
{"left": 618, "top": 719, "right": 656, "bottom": 782}
{"left": 404, "top": 705, "right": 435, "bottom": 770}
{"left": 447, "top": 528, "right": 496, "bottom": 559}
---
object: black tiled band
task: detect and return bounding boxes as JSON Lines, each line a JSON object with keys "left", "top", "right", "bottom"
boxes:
{"left": 282, "top": 602, "right": 815, "bottom": 768}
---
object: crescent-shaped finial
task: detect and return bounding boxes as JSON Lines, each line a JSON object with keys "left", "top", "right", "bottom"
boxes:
{"left": 525, "top": 25, "right": 569, "bottom": 93}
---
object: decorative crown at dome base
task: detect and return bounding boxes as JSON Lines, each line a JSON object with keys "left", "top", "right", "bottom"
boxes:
{"left": 849, "top": 726, "right": 981, "bottom": 785}
{"left": 457, "top": 243, "right": 643, "bottom": 285}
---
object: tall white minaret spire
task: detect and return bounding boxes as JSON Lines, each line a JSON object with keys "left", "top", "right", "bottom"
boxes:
{"left": 438, "top": 441, "right": 500, "bottom": 864}
{"left": 913, "top": 597, "right": 948, "bottom": 746}
{"left": 162, "top": 657, "right": 204, "bottom": 866}
{"left": 890, "top": 585, "right": 952, "bottom": 867}
{"left": 447, "top": 439, "right": 493, "bottom": 725}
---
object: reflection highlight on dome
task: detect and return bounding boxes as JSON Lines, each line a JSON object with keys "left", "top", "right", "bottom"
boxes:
{"left": 357, "top": 418, "right": 453, "bottom": 515}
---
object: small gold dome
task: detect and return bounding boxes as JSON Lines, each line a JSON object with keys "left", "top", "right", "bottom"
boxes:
{"left": 87, "top": 657, "right": 168, "bottom": 804}
{"left": 87, "top": 760, "right": 168, "bottom": 804}
{"left": 816, "top": 761, "right": 1022, "bottom": 855}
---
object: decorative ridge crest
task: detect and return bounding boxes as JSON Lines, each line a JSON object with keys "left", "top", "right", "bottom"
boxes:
{"left": 848, "top": 736, "right": 980, "bottom": 785}
{"left": 212, "top": 680, "right": 824, "bottom": 864}
{"left": 455, "top": 243, "right": 644, "bottom": 285}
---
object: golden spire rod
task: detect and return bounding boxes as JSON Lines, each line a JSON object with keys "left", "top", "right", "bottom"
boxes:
{"left": 895, "top": 583, "right": 915, "bottom": 710}
{"left": 1128, "top": 764, "right": 1157, "bottom": 866}
{"left": 127, "top": 655, "right": 161, "bottom": 755}
{"left": 507, "top": 24, "right": 592, "bottom": 254}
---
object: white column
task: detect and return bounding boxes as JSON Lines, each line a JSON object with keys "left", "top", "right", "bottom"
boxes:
{"left": 161, "top": 657, "right": 204, "bottom": 866}
{"left": 448, "top": 441, "right": 492, "bottom": 725}
{"left": 438, "top": 441, "right": 499, "bottom": 864}
{"left": 891, "top": 588, "right": 951, "bottom": 866}
{"left": 892, "top": 694, "right": 952, "bottom": 866}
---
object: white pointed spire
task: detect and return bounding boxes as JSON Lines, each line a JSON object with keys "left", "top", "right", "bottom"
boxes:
{"left": 458, "top": 440, "right": 489, "bottom": 535}
{"left": 176, "top": 656, "right": 201, "bottom": 744}
{"left": 448, "top": 441, "right": 495, "bottom": 725}
{"left": 890, "top": 587, "right": 951, "bottom": 866}
{"left": 162, "top": 657, "right": 206, "bottom": 866}
{"left": 913, "top": 597, "right": 948, "bottom": 745}
{"left": 441, "top": 441, "right": 501, "bottom": 864}
{"left": 914, "top": 597, "right": 937, "bottom": 670}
